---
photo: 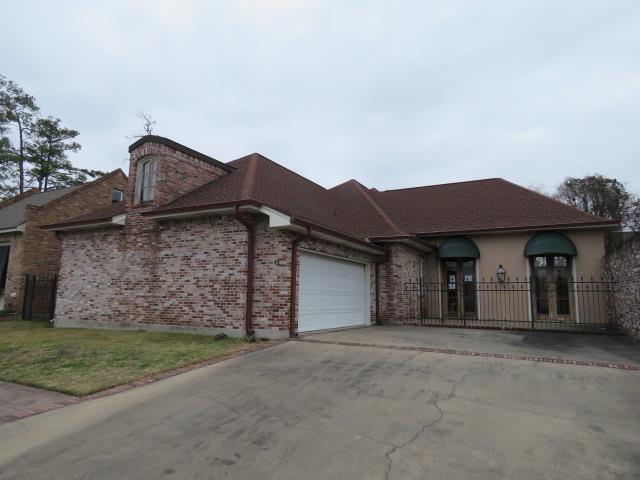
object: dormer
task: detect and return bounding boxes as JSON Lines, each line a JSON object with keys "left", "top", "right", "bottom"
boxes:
{"left": 126, "top": 136, "right": 233, "bottom": 208}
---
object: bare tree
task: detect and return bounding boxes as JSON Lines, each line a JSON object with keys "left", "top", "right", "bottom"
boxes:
{"left": 127, "top": 111, "right": 156, "bottom": 139}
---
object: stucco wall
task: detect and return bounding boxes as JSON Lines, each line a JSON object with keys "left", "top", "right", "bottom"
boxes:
{"left": 421, "top": 229, "right": 608, "bottom": 324}
{"left": 424, "top": 229, "right": 606, "bottom": 282}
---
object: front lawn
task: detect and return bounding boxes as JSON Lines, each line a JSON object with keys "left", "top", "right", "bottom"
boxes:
{"left": 0, "top": 321, "right": 259, "bottom": 396}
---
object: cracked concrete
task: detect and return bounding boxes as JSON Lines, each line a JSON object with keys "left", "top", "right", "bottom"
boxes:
{"left": 307, "top": 326, "right": 640, "bottom": 367}
{"left": 0, "top": 337, "right": 638, "bottom": 479}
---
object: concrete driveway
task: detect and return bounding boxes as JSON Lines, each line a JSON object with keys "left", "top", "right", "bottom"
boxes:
{"left": 0, "top": 329, "right": 639, "bottom": 480}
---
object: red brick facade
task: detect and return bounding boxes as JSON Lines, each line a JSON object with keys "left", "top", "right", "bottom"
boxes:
{"left": 49, "top": 138, "right": 430, "bottom": 337}
{"left": 0, "top": 171, "right": 128, "bottom": 312}
{"left": 377, "top": 244, "right": 427, "bottom": 325}
{"left": 54, "top": 213, "right": 383, "bottom": 338}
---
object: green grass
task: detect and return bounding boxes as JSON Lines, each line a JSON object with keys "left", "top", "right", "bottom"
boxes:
{"left": 0, "top": 321, "right": 254, "bottom": 396}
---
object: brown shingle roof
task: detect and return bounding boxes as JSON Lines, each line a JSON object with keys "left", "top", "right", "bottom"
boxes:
{"left": 153, "top": 154, "right": 407, "bottom": 239}
{"left": 50, "top": 144, "right": 616, "bottom": 239}
{"left": 370, "top": 178, "right": 616, "bottom": 236}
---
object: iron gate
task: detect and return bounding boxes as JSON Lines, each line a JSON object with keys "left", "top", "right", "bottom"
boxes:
{"left": 22, "top": 274, "right": 58, "bottom": 321}
{"left": 400, "top": 277, "right": 617, "bottom": 332}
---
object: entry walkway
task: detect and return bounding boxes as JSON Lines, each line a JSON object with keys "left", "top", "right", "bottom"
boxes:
{"left": 0, "top": 381, "right": 77, "bottom": 425}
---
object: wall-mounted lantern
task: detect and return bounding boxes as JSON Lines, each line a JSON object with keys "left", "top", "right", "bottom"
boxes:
{"left": 496, "top": 264, "right": 506, "bottom": 283}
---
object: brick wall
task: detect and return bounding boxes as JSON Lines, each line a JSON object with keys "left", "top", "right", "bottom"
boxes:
{"left": 604, "top": 235, "right": 640, "bottom": 338}
{"left": 55, "top": 215, "right": 250, "bottom": 332}
{"left": 54, "top": 213, "right": 381, "bottom": 338}
{"left": 127, "top": 141, "right": 228, "bottom": 209}
{"left": 378, "top": 243, "right": 427, "bottom": 324}
{"left": 1, "top": 171, "right": 128, "bottom": 312}
{"left": 0, "top": 232, "right": 23, "bottom": 311}
{"left": 52, "top": 138, "right": 425, "bottom": 336}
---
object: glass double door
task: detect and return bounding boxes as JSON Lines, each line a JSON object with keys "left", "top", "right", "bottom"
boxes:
{"left": 531, "top": 255, "right": 572, "bottom": 321}
{"left": 444, "top": 259, "right": 476, "bottom": 318}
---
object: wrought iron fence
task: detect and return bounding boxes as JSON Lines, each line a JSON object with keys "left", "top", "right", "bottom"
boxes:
{"left": 399, "top": 277, "right": 617, "bottom": 332}
{"left": 22, "top": 274, "right": 58, "bottom": 321}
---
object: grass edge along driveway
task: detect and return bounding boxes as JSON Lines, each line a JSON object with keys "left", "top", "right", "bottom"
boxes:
{"left": 0, "top": 321, "right": 266, "bottom": 397}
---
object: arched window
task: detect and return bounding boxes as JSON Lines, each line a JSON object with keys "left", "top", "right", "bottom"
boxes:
{"left": 136, "top": 157, "right": 158, "bottom": 203}
{"left": 438, "top": 237, "right": 480, "bottom": 319}
{"left": 524, "top": 232, "right": 577, "bottom": 321}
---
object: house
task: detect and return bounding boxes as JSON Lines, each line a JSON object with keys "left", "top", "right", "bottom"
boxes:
{"left": 43, "top": 136, "right": 617, "bottom": 338}
{"left": 0, "top": 170, "right": 128, "bottom": 313}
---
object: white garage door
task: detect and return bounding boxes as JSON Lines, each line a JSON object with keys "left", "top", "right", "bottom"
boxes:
{"left": 298, "top": 251, "right": 368, "bottom": 333}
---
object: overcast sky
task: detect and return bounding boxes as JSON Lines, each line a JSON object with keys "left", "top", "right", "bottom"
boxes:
{"left": 2, "top": 0, "right": 639, "bottom": 193}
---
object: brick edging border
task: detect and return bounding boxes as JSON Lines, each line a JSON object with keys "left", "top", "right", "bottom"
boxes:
{"left": 296, "top": 338, "right": 640, "bottom": 371}
{"left": 7, "top": 340, "right": 280, "bottom": 423}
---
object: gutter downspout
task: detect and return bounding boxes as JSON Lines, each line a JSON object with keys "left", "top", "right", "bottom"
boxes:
{"left": 375, "top": 248, "right": 390, "bottom": 325}
{"left": 233, "top": 205, "right": 255, "bottom": 339}
{"left": 289, "top": 227, "right": 311, "bottom": 337}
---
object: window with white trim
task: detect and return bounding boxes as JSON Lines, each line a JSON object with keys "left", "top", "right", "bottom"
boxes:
{"left": 112, "top": 189, "right": 124, "bottom": 203}
{"left": 136, "top": 157, "right": 158, "bottom": 203}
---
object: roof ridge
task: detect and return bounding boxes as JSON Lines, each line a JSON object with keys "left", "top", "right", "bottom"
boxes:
{"left": 346, "top": 179, "right": 407, "bottom": 235}
{"left": 244, "top": 153, "right": 329, "bottom": 192}
{"left": 381, "top": 177, "right": 502, "bottom": 193}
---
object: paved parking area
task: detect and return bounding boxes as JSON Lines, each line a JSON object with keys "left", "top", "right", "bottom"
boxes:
{"left": 0, "top": 381, "right": 77, "bottom": 425}
{"left": 306, "top": 326, "right": 640, "bottom": 367}
{"left": 0, "top": 328, "right": 639, "bottom": 479}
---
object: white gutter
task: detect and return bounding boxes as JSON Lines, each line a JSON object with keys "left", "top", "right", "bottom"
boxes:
{"left": 0, "top": 223, "right": 26, "bottom": 235}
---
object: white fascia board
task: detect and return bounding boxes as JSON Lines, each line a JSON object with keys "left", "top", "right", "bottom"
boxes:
{"left": 112, "top": 214, "right": 127, "bottom": 225}
{"left": 145, "top": 205, "right": 292, "bottom": 226}
{"left": 254, "top": 205, "right": 292, "bottom": 228}
{"left": 52, "top": 215, "right": 127, "bottom": 232}
{"left": 309, "top": 229, "right": 383, "bottom": 255}
{"left": 0, "top": 222, "right": 25, "bottom": 235}
{"left": 283, "top": 225, "right": 382, "bottom": 255}
{"left": 144, "top": 207, "right": 236, "bottom": 220}
{"left": 146, "top": 204, "right": 380, "bottom": 255}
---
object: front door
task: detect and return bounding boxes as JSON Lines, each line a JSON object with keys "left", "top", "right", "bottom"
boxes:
{"left": 444, "top": 259, "right": 476, "bottom": 318}
{"left": 531, "top": 255, "right": 572, "bottom": 322}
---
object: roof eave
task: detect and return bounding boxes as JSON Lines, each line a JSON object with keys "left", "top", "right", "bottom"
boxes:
{"left": 0, "top": 223, "right": 26, "bottom": 235}
{"left": 369, "top": 235, "right": 435, "bottom": 252}
{"left": 43, "top": 214, "right": 127, "bottom": 232}
{"left": 143, "top": 200, "right": 385, "bottom": 255}
{"left": 416, "top": 221, "right": 619, "bottom": 238}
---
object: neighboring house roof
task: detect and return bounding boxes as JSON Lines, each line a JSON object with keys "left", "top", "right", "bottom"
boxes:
{"left": 49, "top": 141, "right": 618, "bottom": 242}
{"left": 0, "top": 186, "right": 81, "bottom": 230}
{"left": 45, "top": 202, "right": 126, "bottom": 229}
{"left": 0, "top": 169, "right": 127, "bottom": 232}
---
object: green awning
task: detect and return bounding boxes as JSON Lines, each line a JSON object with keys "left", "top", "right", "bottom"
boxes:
{"left": 438, "top": 237, "right": 480, "bottom": 259}
{"left": 524, "top": 232, "right": 576, "bottom": 256}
